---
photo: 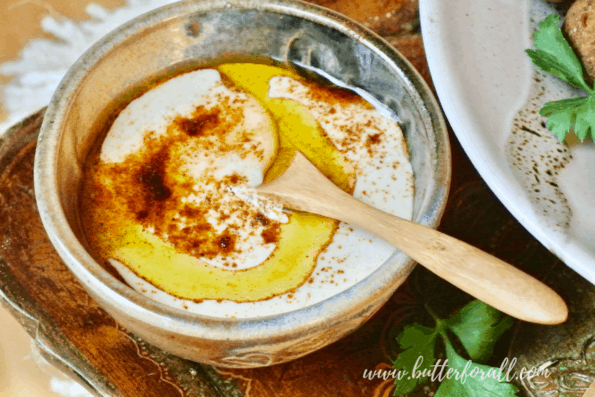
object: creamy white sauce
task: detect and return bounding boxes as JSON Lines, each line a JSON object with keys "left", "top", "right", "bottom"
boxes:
{"left": 176, "top": 182, "right": 285, "bottom": 270}
{"left": 101, "top": 69, "right": 221, "bottom": 164}
{"left": 100, "top": 69, "right": 282, "bottom": 271}
{"left": 103, "top": 70, "right": 414, "bottom": 318}
{"left": 268, "top": 76, "right": 413, "bottom": 218}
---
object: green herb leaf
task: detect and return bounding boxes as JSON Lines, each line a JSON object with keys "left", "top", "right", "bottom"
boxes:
{"left": 393, "top": 323, "right": 443, "bottom": 395}
{"left": 434, "top": 339, "right": 519, "bottom": 397}
{"left": 391, "top": 301, "right": 516, "bottom": 395}
{"left": 526, "top": 14, "right": 592, "bottom": 92}
{"left": 447, "top": 301, "right": 513, "bottom": 362}
{"left": 526, "top": 13, "right": 595, "bottom": 141}
{"left": 539, "top": 96, "right": 590, "bottom": 140}
{"left": 572, "top": 96, "right": 595, "bottom": 140}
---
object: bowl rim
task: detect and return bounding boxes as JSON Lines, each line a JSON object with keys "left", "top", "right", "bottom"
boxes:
{"left": 34, "top": 0, "right": 451, "bottom": 340}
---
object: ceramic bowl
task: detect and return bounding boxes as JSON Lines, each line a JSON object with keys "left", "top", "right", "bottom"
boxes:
{"left": 34, "top": 0, "right": 450, "bottom": 368}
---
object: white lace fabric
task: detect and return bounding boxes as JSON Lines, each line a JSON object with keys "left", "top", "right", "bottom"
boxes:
{"left": 0, "top": 0, "right": 178, "bottom": 135}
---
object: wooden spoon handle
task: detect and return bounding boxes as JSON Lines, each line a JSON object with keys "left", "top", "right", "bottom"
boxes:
{"left": 335, "top": 197, "right": 567, "bottom": 324}
{"left": 257, "top": 152, "right": 568, "bottom": 324}
{"left": 584, "top": 380, "right": 595, "bottom": 397}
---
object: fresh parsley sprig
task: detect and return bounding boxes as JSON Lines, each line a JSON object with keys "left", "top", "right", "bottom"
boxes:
{"left": 447, "top": 300, "right": 514, "bottom": 362}
{"left": 392, "top": 322, "right": 443, "bottom": 394}
{"left": 526, "top": 14, "right": 595, "bottom": 141}
{"left": 392, "top": 300, "right": 517, "bottom": 396}
{"left": 434, "top": 339, "right": 518, "bottom": 397}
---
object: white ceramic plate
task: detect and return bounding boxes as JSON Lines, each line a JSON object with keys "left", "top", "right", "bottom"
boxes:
{"left": 420, "top": 0, "right": 595, "bottom": 284}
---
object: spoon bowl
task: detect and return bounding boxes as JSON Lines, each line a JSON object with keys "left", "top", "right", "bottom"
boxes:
{"left": 257, "top": 152, "right": 569, "bottom": 325}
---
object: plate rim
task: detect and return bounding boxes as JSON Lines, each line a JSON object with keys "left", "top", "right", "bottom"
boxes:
{"left": 419, "top": 0, "right": 595, "bottom": 285}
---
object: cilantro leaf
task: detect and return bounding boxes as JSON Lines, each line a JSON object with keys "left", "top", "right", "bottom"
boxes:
{"left": 393, "top": 322, "right": 444, "bottom": 395}
{"left": 572, "top": 96, "right": 595, "bottom": 140}
{"left": 526, "top": 14, "right": 592, "bottom": 92}
{"left": 391, "top": 301, "right": 517, "bottom": 396}
{"left": 447, "top": 301, "right": 513, "bottom": 362}
{"left": 434, "top": 339, "right": 519, "bottom": 397}
{"left": 525, "top": 13, "right": 595, "bottom": 141}
{"left": 539, "top": 96, "right": 591, "bottom": 140}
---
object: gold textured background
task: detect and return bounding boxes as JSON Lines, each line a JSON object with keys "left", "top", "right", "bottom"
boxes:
{"left": 0, "top": 0, "right": 124, "bottom": 123}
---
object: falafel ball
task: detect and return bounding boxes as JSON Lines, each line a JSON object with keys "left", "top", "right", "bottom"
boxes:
{"left": 565, "top": 0, "right": 595, "bottom": 84}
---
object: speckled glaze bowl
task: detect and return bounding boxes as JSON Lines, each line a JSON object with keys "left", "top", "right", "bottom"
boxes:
{"left": 34, "top": 0, "right": 450, "bottom": 368}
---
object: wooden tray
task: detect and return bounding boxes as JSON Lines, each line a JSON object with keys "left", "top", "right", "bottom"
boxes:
{"left": 1, "top": 1, "right": 594, "bottom": 395}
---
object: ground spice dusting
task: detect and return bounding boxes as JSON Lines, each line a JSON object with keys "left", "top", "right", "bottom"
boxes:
{"left": 217, "top": 234, "right": 235, "bottom": 252}
{"left": 261, "top": 224, "right": 281, "bottom": 244}
{"left": 175, "top": 107, "right": 220, "bottom": 137}
{"left": 137, "top": 146, "right": 172, "bottom": 202}
{"left": 254, "top": 213, "right": 269, "bottom": 226}
{"left": 306, "top": 79, "right": 371, "bottom": 109}
{"left": 269, "top": 75, "right": 412, "bottom": 209}
{"left": 82, "top": 80, "right": 282, "bottom": 268}
{"left": 367, "top": 133, "right": 381, "bottom": 144}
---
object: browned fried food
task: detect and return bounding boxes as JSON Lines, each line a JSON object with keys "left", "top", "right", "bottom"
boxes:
{"left": 565, "top": 0, "right": 595, "bottom": 84}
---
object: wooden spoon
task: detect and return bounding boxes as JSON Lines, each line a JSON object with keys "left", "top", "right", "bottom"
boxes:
{"left": 256, "top": 152, "right": 568, "bottom": 325}
{"left": 583, "top": 380, "right": 595, "bottom": 397}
